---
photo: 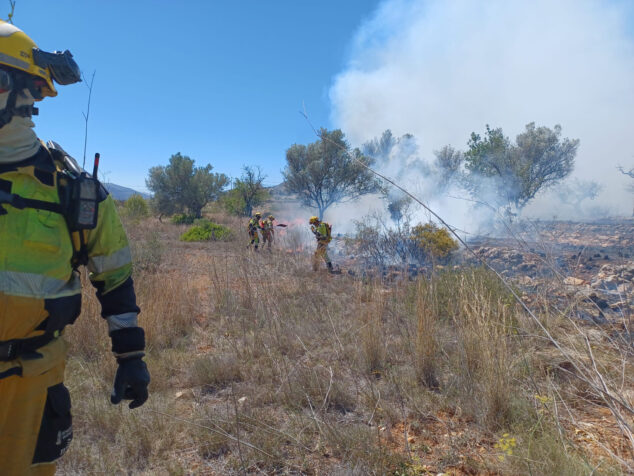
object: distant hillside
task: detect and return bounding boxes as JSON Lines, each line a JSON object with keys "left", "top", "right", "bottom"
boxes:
{"left": 267, "top": 182, "right": 293, "bottom": 198}
{"left": 104, "top": 183, "right": 150, "bottom": 201}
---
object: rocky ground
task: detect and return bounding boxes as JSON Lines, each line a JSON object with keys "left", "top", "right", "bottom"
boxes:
{"left": 468, "top": 219, "right": 633, "bottom": 327}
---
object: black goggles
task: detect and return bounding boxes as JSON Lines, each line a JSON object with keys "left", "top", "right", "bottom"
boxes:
{"left": 32, "top": 48, "right": 81, "bottom": 85}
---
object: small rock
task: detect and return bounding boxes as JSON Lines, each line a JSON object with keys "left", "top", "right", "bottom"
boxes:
{"left": 517, "top": 276, "right": 534, "bottom": 286}
{"left": 564, "top": 276, "right": 585, "bottom": 286}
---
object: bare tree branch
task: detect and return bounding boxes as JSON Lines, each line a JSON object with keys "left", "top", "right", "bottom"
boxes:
{"left": 617, "top": 165, "right": 634, "bottom": 178}
{"left": 6, "top": 0, "right": 16, "bottom": 24}
{"left": 81, "top": 71, "right": 96, "bottom": 169}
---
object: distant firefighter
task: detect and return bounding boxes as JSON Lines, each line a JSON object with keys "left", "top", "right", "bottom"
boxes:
{"left": 309, "top": 216, "right": 334, "bottom": 272}
{"left": 247, "top": 211, "right": 262, "bottom": 250}
{"left": 260, "top": 214, "right": 275, "bottom": 249}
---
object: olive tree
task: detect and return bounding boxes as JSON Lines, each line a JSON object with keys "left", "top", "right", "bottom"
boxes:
{"left": 283, "top": 128, "right": 378, "bottom": 219}
{"left": 434, "top": 145, "right": 464, "bottom": 188}
{"left": 146, "top": 153, "right": 228, "bottom": 219}
{"left": 464, "top": 123, "right": 578, "bottom": 209}
{"left": 223, "top": 166, "right": 269, "bottom": 217}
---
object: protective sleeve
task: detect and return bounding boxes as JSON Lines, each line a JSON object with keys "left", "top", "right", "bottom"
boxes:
{"left": 84, "top": 194, "right": 140, "bottom": 324}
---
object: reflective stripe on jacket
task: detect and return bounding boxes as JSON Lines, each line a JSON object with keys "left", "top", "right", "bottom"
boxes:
{"left": 0, "top": 146, "right": 138, "bottom": 350}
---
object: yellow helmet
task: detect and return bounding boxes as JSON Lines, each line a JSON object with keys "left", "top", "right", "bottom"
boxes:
{"left": 254, "top": 211, "right": 262, "bottom": 218}
{"left": 309, "top": 216, "right": 319, "bottom": 224}
{"left": 0, "top": 21, "right": 81, "bottom": 99}
{"left": 268, "top": 215, "right": 274, "bottom": 220}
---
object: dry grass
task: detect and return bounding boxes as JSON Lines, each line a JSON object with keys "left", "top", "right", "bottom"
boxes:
{"left": 55, "top": 214, "right": 633, "bottom": 475}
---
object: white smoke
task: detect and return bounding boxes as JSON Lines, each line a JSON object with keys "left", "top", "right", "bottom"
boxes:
{"left": 330, "top": 0, "right": 634, "bottom": 226}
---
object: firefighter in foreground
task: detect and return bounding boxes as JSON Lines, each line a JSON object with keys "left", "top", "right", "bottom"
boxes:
{"left": 0, "top": 22, "right": 149, "bottom": 475}
{"left": 309, "top": 216, "right": 334, "bottom": 272}
{"left": 247, "top": 211, "right": 262, "bottom": 250}
{"left": 260, "top": 214, "right": 275, "bottom": 249}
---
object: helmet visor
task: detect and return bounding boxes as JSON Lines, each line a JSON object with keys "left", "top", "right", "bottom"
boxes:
{"left": 32, "top": 48, "right": 80, "bottom": 85}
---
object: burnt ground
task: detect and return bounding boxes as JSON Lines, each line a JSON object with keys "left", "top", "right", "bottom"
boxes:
{"left": 332, "top": 218, "right": 634, "bottom": 327}
{"left": 466, "top": 219, "right": 634, "bottom": 326}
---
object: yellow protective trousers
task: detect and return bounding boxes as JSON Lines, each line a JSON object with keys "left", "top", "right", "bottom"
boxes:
{"left": 312, "top": 241, "right": 331, "bottom": 271}
{"left": 0, "top": 362, "right": 68, "bottom": 476}
{"left": 0, "top": 295, "right": 72, "bottom": 476}
{"left": 248, "top": 229, "right": 259, "bottom": 248}
{"left": 261, "top": 230, "right": 273, "bottom": 248}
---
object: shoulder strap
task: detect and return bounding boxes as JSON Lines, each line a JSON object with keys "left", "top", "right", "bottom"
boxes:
{"left": 0, "top": 189, "right": 64, "bottom": 214}
{"left": 0, "top": 147, "right": 65, "bottom": 216}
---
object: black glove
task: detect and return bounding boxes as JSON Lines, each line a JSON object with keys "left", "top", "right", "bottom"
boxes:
{"left": 111, "top": 357, "right": 150, "bottom": 409}
{"left": 109, "top": 327, "right": 149, "bottom": 409}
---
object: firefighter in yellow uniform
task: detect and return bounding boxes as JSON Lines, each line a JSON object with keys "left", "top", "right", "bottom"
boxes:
{"left": 260, "top": 214, "right": 275, "bottom": 249}
{"left": 247, "top": 211, "right": 261, "bottom": 250}
{"left": 309, "top": 216, "right": 334, "bottom": 272}
{"left": 0, "top": 22, "right": 149, "bottom": 475}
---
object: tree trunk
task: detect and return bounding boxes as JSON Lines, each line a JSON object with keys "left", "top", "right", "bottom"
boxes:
{"left": 192, "top": 207, "right": 203, "bottom": 219}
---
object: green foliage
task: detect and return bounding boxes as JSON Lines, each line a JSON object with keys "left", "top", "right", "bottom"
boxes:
{"left": 122, "top": 194, "right": 149, "bottom": 219}
{"left": 434, "top": 144, "right": 464, "bottom": 187}
{"left": 410, "top": 222, "right": 459, "bottom": 260}
{"left": 180, "top": 219, "right": 233, "bottom": 242}
{"left": 222, "top": 166, "right": 269, "bottom": 216}
{"left": 464, "top": 123, "right": 579, "bottom": 208}
{"left": 284, "top": 128, "right": 379, "bottom": 219}
{"left": 219, "top": 188, "right": 245, "bottom": 216}
{"left": 146, "top": 153, "right": 229, "bottom": 218}
{"left": 170, "top": 213, "right": 196, "bottom": 225}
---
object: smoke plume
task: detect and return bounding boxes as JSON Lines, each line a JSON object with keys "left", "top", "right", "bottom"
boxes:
{"left": 329, "top": 0, "right": 634, "bottom": 227}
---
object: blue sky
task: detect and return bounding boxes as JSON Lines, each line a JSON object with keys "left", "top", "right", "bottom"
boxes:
{"left": 12, "top": 1, "right": 382, "bottom": 191}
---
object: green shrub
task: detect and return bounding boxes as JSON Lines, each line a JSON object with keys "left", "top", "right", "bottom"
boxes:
{"left": 171, "top": 213, "right": 196, "bottom": 225}
{"left": 180, "top": 219, "right": 233, "bottom": 242}
{"left": 122, "top": 194, "right": 149, "bottom": 219}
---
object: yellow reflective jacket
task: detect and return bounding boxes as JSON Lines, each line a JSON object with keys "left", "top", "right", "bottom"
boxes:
{"left": 0, "top": 145, "right": 138, "bottom": 376}
{"left": 311, "top": 222, "right": 332, "bottom": 243}
{"left": 247, "top": 218, "right": 260, "bottom": 233}
{"left": 260, "top": 219, "right": 273, "bottom": 232}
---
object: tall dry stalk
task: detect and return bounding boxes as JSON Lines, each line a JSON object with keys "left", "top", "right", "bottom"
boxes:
{"left": 358, "top": 282, "right": 387, "bottom": 376}
{"left": 416, "top": 279, "right": 439, "bottom": 389}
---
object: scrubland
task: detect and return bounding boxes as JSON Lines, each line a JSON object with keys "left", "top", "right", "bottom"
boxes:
{"left": 57, "top": 213, "right": 633, "bottom": 475}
